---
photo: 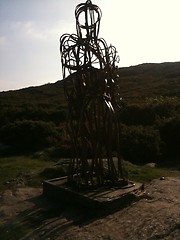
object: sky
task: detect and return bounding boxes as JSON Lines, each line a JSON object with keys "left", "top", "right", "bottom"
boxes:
{"left": 0, "top": 0, "right": 180, "bottom": 91}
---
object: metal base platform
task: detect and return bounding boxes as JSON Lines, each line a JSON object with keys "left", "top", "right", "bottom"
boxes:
{"left": 43, "top": 176, "right": 144, "bottom": 210}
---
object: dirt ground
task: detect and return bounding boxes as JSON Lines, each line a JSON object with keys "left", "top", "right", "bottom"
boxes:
{"left": 0, "top": 177, "right": 180, "bottom": 240}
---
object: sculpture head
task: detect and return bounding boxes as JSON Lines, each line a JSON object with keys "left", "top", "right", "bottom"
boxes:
{"left": 75, "top": 0, "right": 102, "bottom": 39}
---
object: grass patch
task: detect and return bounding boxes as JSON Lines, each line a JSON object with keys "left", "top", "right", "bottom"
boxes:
{"left": 125, "top": 161, "right": 180, "bottom": 184}
{"left": 0, "top": 156, "right": 179, "bottom": 193}
{"left": 0, "top": 156, "right": 55, "bottom": 193}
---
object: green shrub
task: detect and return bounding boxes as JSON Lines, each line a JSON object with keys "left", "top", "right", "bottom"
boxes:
{"left": 0, "top": 120, "right": 62, "bottom": 153}
{"left": 119, "top": 96, "right": 180, "bottom": 126}
{"left": 120, "top": 125, "right": 161, "bottom": 164}
{"left": 40, "top": 166, "right": 66, "bottom": 179}
{"left": 159, "top": 116, "right": 180, "bottom": 157}
{"left": 119, "top": 104, "right": 155, "bottom": 125}
{"left": 44, "top": 145, "right": 73, "bottom": 158}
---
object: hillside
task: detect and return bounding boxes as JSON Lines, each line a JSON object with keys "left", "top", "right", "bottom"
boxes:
{"left": 117, "top": 62, "right": 180, "bottom": 101}
{"left": 0, "top": 63, "right": 179, "bottom": 240}
{"left": 0, "top": 62, "right": 180, "bottom": 105}
{"left": 0, "top": 62, "right": 179, "bottom": 159}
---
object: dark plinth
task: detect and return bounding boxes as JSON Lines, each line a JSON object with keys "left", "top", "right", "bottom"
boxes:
{"left": 43, "top": 177, "right": 144, "bottom": 210}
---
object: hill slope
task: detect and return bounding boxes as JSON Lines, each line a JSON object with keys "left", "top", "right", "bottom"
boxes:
{"left": 0, "top": 62, "right": 179, "bottom": 160}
{"left": 117, "top": 62, "right": 180, "bottom": 101}
{"left": 0, "top": 62, "right": 180, "bottom": 106}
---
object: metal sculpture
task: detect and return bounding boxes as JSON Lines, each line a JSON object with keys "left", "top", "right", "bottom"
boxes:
{"left": 60, "top": 0, "right": 127, "bottom": 188}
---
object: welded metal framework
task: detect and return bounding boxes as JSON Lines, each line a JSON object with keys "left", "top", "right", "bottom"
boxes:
{"left": 60, "top": 0, "right": 127, "bottom": 188}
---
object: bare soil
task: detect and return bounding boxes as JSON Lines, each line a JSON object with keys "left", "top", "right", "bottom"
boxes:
{"left": 0, "top": 177, "right": 180, "bottom": 240}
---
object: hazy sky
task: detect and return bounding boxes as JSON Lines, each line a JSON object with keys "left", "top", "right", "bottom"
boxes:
{"left": 0, "top": 0, "right": 180, "bottom": 91}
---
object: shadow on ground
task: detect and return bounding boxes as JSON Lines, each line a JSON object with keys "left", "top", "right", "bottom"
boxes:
{"left": 0, "top": 190, "right": 139, "bottom": 240}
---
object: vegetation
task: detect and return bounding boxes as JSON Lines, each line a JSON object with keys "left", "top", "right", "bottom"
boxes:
{"left": 118, "top": 96, "right": 180, "bottom": 162}
{"left": 0, "top": 62, "right": 179, "bottom": 240}
{"left": 0, "top": 156, "right": 55, "bottom": 192}
{"left": 0, "top": 155, "right": 179, "bottom": 194}
{"left": 0, "top": 62, "right": 179, "bottom": 188}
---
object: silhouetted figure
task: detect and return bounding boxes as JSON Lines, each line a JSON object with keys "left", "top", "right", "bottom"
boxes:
{"left": 60, "top": 0, "right": 127, "bottom": 188}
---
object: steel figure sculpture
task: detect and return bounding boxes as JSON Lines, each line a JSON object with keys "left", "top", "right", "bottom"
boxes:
{"left": 60, "top": 0, "right": 127, "bottom": 188}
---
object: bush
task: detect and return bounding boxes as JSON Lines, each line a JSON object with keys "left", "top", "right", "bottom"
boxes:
{"left": 119, "top": 104, "right": 155, "bottom": 125}
{"left": 44, "top": 145, "right": 74, "bottom": 158}
{"left": 0, "top": 120, "right": 62, "bottom": 153}
{"left": 120, "top": 125, "right": 161, "bottom": 164}
{"left": 40, "top": 166, "right": 66, "bottom": 179}
{"left": 159, "top": 116, "right": 180, "bottom": 157}
{"left": 119, "top": 96, "right": 180, "bottom": 126}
